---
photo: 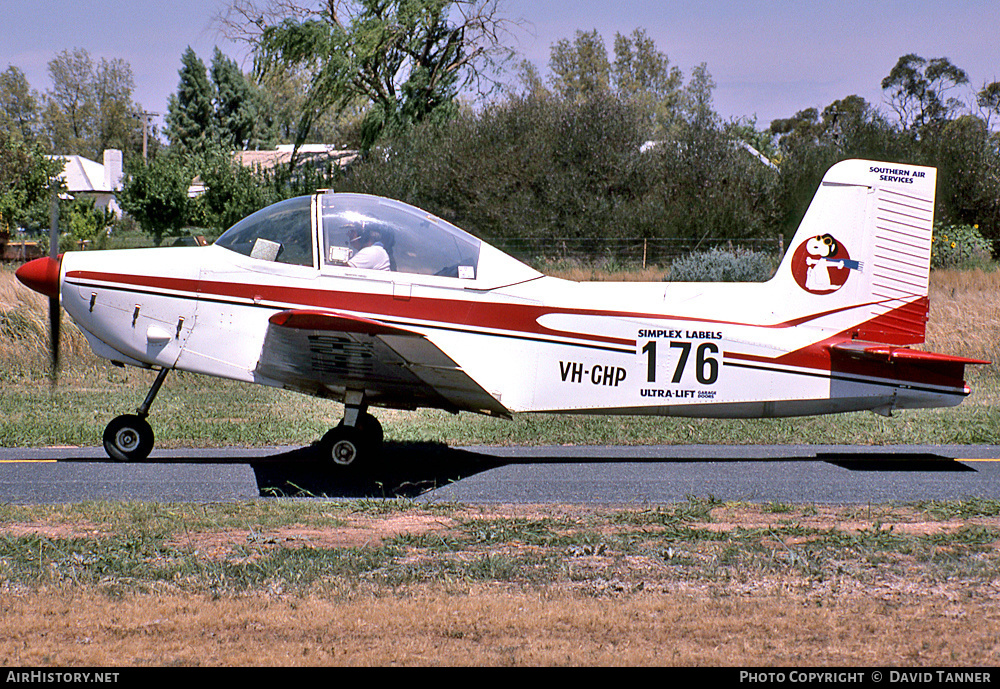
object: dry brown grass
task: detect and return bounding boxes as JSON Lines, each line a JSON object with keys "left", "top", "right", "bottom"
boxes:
{"left": 4, "top": 588, "right": 998, "bottom": 667}
{"left": 0, "top": 265, "right": 92, "bottom": 371}
{"left": 0, "top": 265, "right": 52, "bottom": 362}
{"left": 542, "top": 262, "right": 671, "bottom": 282}
{"left": 926, "top": 268, "right": 1000, "bottom": 364}
{"left": 2, "top": 502, "right": 999, "bottom": 667}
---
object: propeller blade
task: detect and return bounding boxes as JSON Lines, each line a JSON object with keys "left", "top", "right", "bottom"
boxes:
{"left": 49, "top": 295, "right": 60, "bottom": 381}
{"left": 49, "top": 192, "right": 59, "bottom": 383}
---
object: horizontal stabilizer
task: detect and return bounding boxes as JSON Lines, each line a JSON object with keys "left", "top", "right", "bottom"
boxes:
{"left": 830, "top": 341, "right": 989, "bottom": 390}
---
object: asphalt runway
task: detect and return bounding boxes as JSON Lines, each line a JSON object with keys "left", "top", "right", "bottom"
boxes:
{"left": 2, "top": 443, "right": 1000, "bottom": 504}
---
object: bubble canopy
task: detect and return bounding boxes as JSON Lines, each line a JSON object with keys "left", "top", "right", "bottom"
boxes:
{"left": 217, "top": 192, "right": 535, "bottom": 281}
{"left": 320, "top": 194, "right": 481, "bottom": 279}
{"left": 214, "top": 196, "right": 314, "bottom": 266}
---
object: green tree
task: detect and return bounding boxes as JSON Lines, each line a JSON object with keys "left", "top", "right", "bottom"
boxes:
{"left": 976, "top": 81, "right": 1000, "bottom": 129}
{"left": 644, "top": 113, "right": 779, "bottom": 244}
{"left": 923, "top": 115, "right": 1000, "bottom": 239}
{"left": 342, "top": 87, "right": 779, "bottom": 249}
{"left": 118, "top": 152, "right": 194, "bottom": 244}
{"left": 611, "top": 28, "right": 683, "bottom": 137}
{"left": 35, "top": 48, "right": 142, "bottom": 159}
{"left": 881, "top": 54, "right": 969, "bottom": 132}
{"left": 0, "top": 66, "right": 41, "bottom": 142}
{"left": 0, "top": 129, "right": 62, "bottom": 235}
{"left": 611, "top": 29, "right": 678, "bottom": 99}
{"left": 226, "top": 0, "right": 513, "bottom": 153}
{"left": 342, "top": 92, "right": 645, "bottom": 241}
{"left": 339, "top": 26, "right": 779, "bottom": 250}
{"left": 510, "top": 59, "right": 547, "bottom": 100}
{"left": 770, "top": 95, "right": 905, "bottom": 237}
{"left": 93, "top": 57, "right": 139, "bottom": 154}
{"left": 165, "top": 47, "right": 217, "bottom": 154}
{"left": 770, "top": 96, "right": 873, "bottom": 150}
{"left": 194, "top": 147, "right": 281, "bottom": 232}
{"left": 879, "top": 56, "right": 1000, "bottom": 240}
{"left": 549, "top": 29, "right": 611, "bottom": 102}
{"left": 64, "top": 197, "right": 114, "bottom": 243}
{"left": 211, "top": 48, "right": 276, "bottom": 150}
{"left": 546, "top": 28, "right": 700, "bottom": 138}
{"left": 253, "top": 64, "right": 367, "bottom": 146}
{"left": 770, "top": 107, "right": 823, "bottom": 148}
{"left": 726, "top": 116, "right": 777, "bottom": 161}
{"left": 680, "top": 63, "right": 716, "bottom": 129}
{"left": 42, "top": 48, "right": 98, "bottom": 154}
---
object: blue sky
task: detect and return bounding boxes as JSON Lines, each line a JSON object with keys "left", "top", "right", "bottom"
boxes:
{"left": 3, "top": 0, "right": 998, "bottom": 133}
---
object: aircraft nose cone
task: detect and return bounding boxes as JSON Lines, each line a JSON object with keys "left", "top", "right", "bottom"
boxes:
{"left": 15, "top": 256, "right": 62, "bottom": 299}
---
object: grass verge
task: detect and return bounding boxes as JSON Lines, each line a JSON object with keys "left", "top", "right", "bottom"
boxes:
{"left": 1, "top": 499, "right": 999, "bottom": 666}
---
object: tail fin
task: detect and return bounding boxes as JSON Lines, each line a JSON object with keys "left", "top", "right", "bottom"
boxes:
{"left": 771, "top": 159, "right": 937, "bottom": 345}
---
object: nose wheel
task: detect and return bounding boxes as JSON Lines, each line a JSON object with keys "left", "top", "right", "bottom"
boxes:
{"left": 102, "top": 367, "right": 169, "bottom": 462}
{"left": 103, "top": 414, "right": 155, "bottom": 462}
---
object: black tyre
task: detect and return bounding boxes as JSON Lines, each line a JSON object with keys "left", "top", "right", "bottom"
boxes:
{"left": 320, "top": 425, "right": 369, "bottom": 467}
{"left": 357, "top": 412, "right": 384, "bottom": 447}
{"left": 103, "top": 414, "right": 154, "bottom": 462}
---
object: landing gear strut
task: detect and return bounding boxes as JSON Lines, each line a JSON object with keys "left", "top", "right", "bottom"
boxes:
{"left": 319, "top": 390, "right": 383, "bottom": 467}
{"left": 102, "top": 368, "right": 169, "bottom": 462}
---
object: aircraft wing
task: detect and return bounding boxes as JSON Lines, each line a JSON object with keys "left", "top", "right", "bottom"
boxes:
{"left": 255, "top": 309, "right": 511, "bottom": 417}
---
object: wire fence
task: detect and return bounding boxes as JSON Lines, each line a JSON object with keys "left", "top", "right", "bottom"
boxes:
{"left": 3, "top": 235, "right": 787, "bottom": 264}
{"left": 488, "top": 236, "right": 787, "bottom": 267}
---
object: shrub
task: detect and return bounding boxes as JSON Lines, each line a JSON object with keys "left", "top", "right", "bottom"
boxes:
{"left": 667, "top": 245, "right": 777, "bottom": 282}
{"left": 341, "top": 92, "right": 781, "bottom": 246}
{"left": 931, "top": 223, "right": 993, "bottom": 268}
{"left": 65, "top": 197, "right": 114, "bottom": 243}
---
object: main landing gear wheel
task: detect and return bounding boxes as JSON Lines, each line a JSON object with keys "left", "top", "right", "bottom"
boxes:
{"left": 320, "top": 412, "right": 383, "bottom": 467}
{"left": 355, "top": 412, "right": 383, "bottom": 447}
{"left": 103, "top": 414, "right": 154, "bottom": 462}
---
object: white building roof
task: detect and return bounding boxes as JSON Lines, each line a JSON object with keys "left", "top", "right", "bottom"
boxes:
{"left": 54, "top": 155, "right": 108, "bottom": 192}
{"left": 48, "top": 150, "right": 124, "bottom": 193}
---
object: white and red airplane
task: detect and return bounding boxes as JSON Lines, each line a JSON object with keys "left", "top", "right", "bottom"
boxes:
{"left": 16, "top": 159, "right": 988, "bottom": 464}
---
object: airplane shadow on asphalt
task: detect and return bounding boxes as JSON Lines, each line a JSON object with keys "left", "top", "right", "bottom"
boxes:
{"left": 248, "top": 443, "right": 976, "bottom": 499}
{"left": 817, "top": 452, "right": 977, "bottom": 472}
{"left": 250, "top": 442, "right": 507, "bottom": 499}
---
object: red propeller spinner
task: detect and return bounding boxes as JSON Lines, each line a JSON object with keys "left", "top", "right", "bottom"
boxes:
{"left": 15, "top": 255, "right": 62, "bottom": 299}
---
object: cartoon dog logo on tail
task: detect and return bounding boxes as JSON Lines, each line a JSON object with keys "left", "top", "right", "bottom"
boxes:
{"left": 791, "top": 234, "right": 864, "bottom": 295}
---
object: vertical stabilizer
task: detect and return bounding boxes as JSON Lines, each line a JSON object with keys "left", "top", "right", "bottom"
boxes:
{"left": 771, "top": 159, "right": 937, "bottom": 345}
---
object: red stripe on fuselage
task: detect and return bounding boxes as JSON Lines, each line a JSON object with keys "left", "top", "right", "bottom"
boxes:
{"left": 67, "top": 269, "right": 637, "bottom": 348}
{"left": 65, "top": 269, "right": 926, "bottom": 358}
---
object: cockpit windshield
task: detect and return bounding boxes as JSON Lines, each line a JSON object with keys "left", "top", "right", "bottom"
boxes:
{"left": 321, "top": 194, "right": 480, "bottom": 279}
{"left": 215, "top": 196, "right": 314, "bottom": 266}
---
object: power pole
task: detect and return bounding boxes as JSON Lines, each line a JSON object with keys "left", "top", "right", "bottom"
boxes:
{"left": 136, "top": 111, "right": 159, "bottom": 162}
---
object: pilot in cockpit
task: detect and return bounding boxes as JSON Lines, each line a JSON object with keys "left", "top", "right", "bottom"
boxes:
{"left": 347, "top": 225, "right": 392, "bottom": 271}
